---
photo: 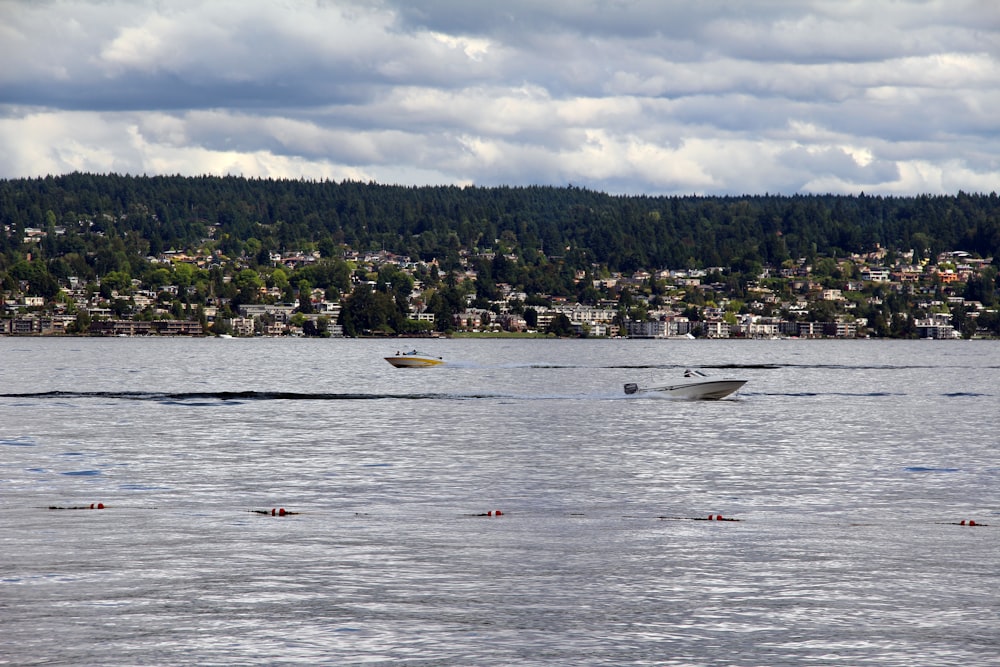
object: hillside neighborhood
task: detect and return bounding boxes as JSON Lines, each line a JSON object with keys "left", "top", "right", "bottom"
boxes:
{"left": 3, "top": 224, "right": 997, "bottom": 339}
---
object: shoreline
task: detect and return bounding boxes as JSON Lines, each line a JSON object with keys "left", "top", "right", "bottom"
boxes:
{"left": 1, "top": 332, "right": 993, "bottom": 340}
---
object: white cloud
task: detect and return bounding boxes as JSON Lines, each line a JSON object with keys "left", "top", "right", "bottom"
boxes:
{"left": 1, "top": 0, "right": 999, "bottom": 195}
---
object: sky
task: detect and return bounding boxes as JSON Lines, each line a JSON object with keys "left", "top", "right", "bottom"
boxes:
{"left": 1, "top": 0, "right": 999, "bottom": 196}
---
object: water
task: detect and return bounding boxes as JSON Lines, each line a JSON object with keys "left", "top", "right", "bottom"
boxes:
{"left": 1, "top": 337, "right": 997, "bottom": 666}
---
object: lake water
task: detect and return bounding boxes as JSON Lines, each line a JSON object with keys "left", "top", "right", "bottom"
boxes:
{"left": 1, "top": 337, "right": 997, "bottom": 666}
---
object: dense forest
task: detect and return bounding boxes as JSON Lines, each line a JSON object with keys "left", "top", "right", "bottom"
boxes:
{"left": 3, "top": 174, "right": 1000, "bottom": 273}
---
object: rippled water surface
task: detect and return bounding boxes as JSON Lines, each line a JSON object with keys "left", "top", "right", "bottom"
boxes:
{"left": 1, "top": 337, "right": 998, "bottom": 665}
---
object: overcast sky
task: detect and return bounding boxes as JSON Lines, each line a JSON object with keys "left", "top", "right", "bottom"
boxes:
{"left": 2, "top": 1, "right": 998, "bottom": 195}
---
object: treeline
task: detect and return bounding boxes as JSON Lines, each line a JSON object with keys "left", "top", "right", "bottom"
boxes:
{"left": 2, "top": 173, "right": 1000, "bottom": 281}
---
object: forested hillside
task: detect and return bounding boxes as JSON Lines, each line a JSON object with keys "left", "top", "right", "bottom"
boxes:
{"left": 3, "top": 174, "right": 999, "bottom": 279}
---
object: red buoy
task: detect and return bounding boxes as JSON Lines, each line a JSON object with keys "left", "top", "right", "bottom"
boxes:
{"left": 969, "top": 520, "right": 977, "bottom": 526}
{"left": 495, "top": 510, "right": 503, "bottom": 516}
{"left": 97, "top": 503, "right": 104, "bottom": 509}
{"left": 960, "top": 520, "right": 966, "bottom": 525}
{"left": 279, "top": 508, "right": 287, "bottom": 516}
{"left": 271, "top": 508, "right": 276, "bottom": 516}
{"left": 716, "top": 514, "right": 724, "bottom": 521}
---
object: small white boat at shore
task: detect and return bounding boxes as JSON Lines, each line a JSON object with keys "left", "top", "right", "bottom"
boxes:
{"left": 384, "top": 349, "right": 446, "bottom": 368}
{"left": 624, "top": 369, "right": 747, "bottom": 400}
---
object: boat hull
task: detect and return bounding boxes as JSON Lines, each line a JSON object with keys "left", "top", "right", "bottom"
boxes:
{"left": 384, "top": 355, "right": 445, "bottom": 368}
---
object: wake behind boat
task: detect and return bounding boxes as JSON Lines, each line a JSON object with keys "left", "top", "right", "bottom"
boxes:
{"left": 384, "top": 349, "right": 446, "bottom": 368}
{"left": 624, "top": 369, "right": 747, "bottom": 400}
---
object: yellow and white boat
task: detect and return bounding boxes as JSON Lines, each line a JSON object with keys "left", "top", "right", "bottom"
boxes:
{"left": 384, "top": 350, "right": 446, "bottom": 368}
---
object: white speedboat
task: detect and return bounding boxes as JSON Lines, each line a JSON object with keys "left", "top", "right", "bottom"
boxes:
{"left": 384, "top": 349, "right": 446, "bottom": 368}
{"left": 624, "top": 369, "right": 747, "bottom": 400}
